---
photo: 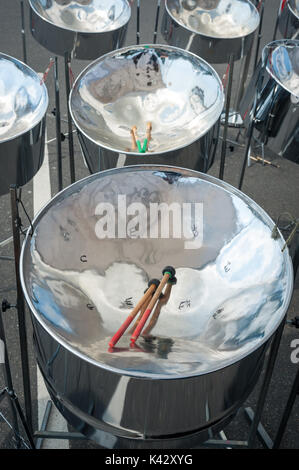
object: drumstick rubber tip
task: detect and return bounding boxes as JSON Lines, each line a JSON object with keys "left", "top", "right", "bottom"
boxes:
{"left": 168, "top": 276, "right": 177, "bottom": 285}
{"left": 162, "top": 266, "right": 176, "bottom": 280}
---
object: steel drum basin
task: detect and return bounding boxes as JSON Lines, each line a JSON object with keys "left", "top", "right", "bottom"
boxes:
{"left": 279, "top": 0, "right": 299, "bottom": 40}
{"left": 69, "top": 45, "right": 224, "bottom": 174}
{"left": 0, "top": 53, "right": 48, "bottom": 196}
{"left": 241, "top": 39, "right": 299, "bottom": 164}
{"left": 20, "top": 165, "right": 293, "bottom": 448}
{"left": 162, "top": 0, "right": 260, "bottom": 63}
{"left": 29, "top": 0, "right": 131, "bottom": 60}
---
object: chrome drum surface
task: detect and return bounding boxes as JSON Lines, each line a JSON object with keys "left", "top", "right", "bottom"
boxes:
{"left": 0, "top": 53, "right": 48, "bottom": 195}
{"left": 70, "top": 45, "right": 224, "bottom": 173}
{"left": 29, "top": 0, "right": 131, "bottom": 60}
{"left": 162, "top": 0, "right": 260, "bottom": 63}
{"left": 20, "top": 165, "right": 293, "bottom": 446}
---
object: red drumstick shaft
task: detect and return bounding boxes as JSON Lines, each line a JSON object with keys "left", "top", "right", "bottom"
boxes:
{"left": 130, "top": 272, "right": 170, "bottom": 344}
{"left": 108, "top": 283, "right": 156, "bottom": 348}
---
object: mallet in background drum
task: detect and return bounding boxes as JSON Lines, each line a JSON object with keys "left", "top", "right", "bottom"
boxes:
{"left": 108, "top": 279, "right": 160, "bottom": 348}
{"left": 130, "top": 266, "right": 176, "bottom": 345}
{"left": 130, "top": 122, "right": 152, "bottom": 152}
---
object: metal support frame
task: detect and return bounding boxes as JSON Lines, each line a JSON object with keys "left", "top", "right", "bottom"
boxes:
{"left": 64, "top": 52, "right": 76, "bottom": 185}
{"left": 10, "top": 187, "right": 33, "bottom": 435}
{"left": 219, "top": 54, "right": 234, "bottom": 180}
{"left": 238, "top": 55, "right": 266, "bottom": 190}
{"left": 273, "top": 367, "right": 299, "bottom": 448}
{"left": 54, "top": 58, "right": 63, "bottom": 192}
{"left": 0, "top": 189, "right": 35, "bottom": 449}
{"left": 20, "top": 0, "right": 27, "bottom": 65}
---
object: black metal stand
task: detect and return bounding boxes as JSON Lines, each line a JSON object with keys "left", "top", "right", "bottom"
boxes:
{"left": 238, "top": 57, "right": 266, "bottom": 190}
{"left": 64, "top": 52, "right": 76, "bottom": 185}
{"left": 0, "top": 195, "right": 34, "bottom": 448}
{"left": 253, "top": 0, "right": 265, "bottom": 70}
{"left": 10, "top": 187, "right": 33, "bottom": 434}
{"left": 20, "top": 0, "right": 27, "bottom": 65}
{"left": 219, "top": 54, "right": 234, "bottom": 181}
{"left": 53, "top": 58, "right": 63, "bottom": 192}
{"left": 273, "top": 367, "right": 299, "bottom": 448}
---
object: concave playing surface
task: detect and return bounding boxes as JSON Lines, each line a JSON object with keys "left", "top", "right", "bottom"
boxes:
{"left": 165, "top": 0, "right": 259, "bottom": 38}
{"left": 0, "top": 54, "right": 48, "bottom": 142}
{"left": 69, "top": 45, "right": 224, "bottom": 155}
{"left": 264, "top": 40, "right": 299, "bottom": 99}
{"left": 29, "top": 0, "right": 131, "bottom": 33}
{"left": 21, "top": 167, "right": 293, "bottom": 378}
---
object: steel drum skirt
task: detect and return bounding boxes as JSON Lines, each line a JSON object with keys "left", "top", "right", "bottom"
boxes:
{"left": 29, "top": 0, "right": 131, "bottom": 60}
{"left": 241, "top": 39, "right": 299, "bottom": 164}
{"left": 162, "top": 0, "right": 260, "bottom": 64}
{"left": 0, "top": 53, "right": 48, "bottom": 195}
{"left": 20, "top": 165, "right": 293, "bottom": 447}
{"left": 279, "top": 0, "right": 299, "bottom": 39}
{"left": 70, "top": 45, "right": 224, "bottom": 173}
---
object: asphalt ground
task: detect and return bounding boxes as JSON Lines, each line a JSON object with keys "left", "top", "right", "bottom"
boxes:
{"left": 0, "top": 0, "right": 298, "bottom": 451}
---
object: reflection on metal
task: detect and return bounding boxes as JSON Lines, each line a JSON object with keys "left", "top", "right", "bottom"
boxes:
{"left": 70, "top": 45, "right": 224, "bottom": 173}
{"left": 278, "top": 0, "right": 299, "bottom": 40}
{"left": 242, "top": 39, "right": 299, "bottom": 165}
{"left": 162, "top": 0, "right": 260, "bottom": 63}
{"left": 20, "top": 166, "right": 293, "bottom": 447}
{"left": 0, "top": 54, "right": 48, "bottom": 195}
{"left": 29, "top": 0, "right": 131, "bottom": 60}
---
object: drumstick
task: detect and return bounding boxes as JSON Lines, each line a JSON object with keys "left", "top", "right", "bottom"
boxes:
{"left": 130, "top": 266, "right": 176, "bottom": 344}
{"left": 130, "top": 126, "right": 138, "bottom": 151}
{"left": 142, "top": 277, "right": 176, "bottom": 336}
{"left": 144, "top": 122, "right": 152, "bottom": 151}
{"left": 129, "top": 293, "right": 153, "bottom": 334}
{"left": 108, "top": 279, "right": 160, "bottom": 348}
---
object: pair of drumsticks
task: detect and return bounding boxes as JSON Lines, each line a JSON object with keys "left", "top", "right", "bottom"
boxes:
{"left": 109, "top": 266, "right": 176, "bottom": 349}
{"left": 130, "top": 122, "right": 152, "bottom": 153}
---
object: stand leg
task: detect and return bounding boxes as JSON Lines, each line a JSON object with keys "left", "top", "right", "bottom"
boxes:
{"left": 253, "top": 1, "right": 265, "bottom": 70}
{"left": 20, "top": 0, "right": 27, "bottom": 65}
{"left": 0, "top": 313, "right": 21, "bottom": 448}
{"left": 64, "top": 52, "right": 76, "bottom": 184}
{"left": 247, "top": 318, "right": 286, "bottom": 448}
{"left": 219, "top": 54, "right": 234, "bottom": 180}
{"left": 232, "top": 51, "right": 252, "bottom": 122}
{"left": 153, "top": 0, "right": 161, "bottom": 44}
{"left": 54, "top": 58, "right": 63, "bottom": 192}
{"left": 136, "top": 0, "right": 140, "bottom": 45}
{"left": 273, "top": 368, "right": 299, "bottom": 449}
{"left": 10, "top": 186, "right": 33, "bottom": 434}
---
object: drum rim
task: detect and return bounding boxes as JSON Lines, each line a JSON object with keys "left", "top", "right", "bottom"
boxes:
{"left": 69, "top": 43, "right": 225, "bottom": 156}
{"left": 29, "top": 0, "right": 132, "bottom": 35}
{"left": 164, "top": 0, "right": 260, "bottom": 40}
{"left": 288, "top": 0, "right": 299, "bottom": 20}
{"left": 19, "top": 164, "right": 294, "bottom": 380}
{"left": 0, "top": 52, "right": 48, "bottom": 144}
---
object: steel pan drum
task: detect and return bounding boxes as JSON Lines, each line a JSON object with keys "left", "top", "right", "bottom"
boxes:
{"left": 69, "top": 45, "right": 224, "bottom": 173}
{"left": 0, "top": 53, "right": 48, "bottom": 196}
{"left": 162, "top": 0, "right": 260, "bottom": 63}
{"left": 242, "top": 39, "right": 299, "bottom": 164}
{"left": 20, "top": 165, "right": 293, "bottom": 448}
{"left": 279, "top": 0, "right": 299, "bottom": 39}
{"left": 29, "top": 0, "right": 131, "bottom": 60}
